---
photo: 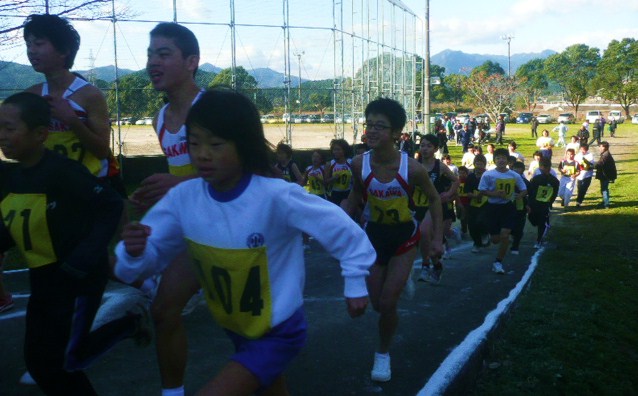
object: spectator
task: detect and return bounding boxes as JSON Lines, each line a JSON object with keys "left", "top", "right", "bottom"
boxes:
{"left": 530, "top": 116, "right": 539, "bottom": 138}
{"left": 495, "top": 114, "right": 506, "bottom": 145}
{"left": 594, "top": 141, "right": 617, "bottom": 209}
{"left": 536, "top": 129, "right": 555, "bottom": 160}
{"left": 574, "top": 143, "right": 595, "bottom": 207}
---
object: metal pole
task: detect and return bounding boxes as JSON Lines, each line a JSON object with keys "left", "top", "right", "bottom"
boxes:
{"left": 423, "top": 0, "right": 430, "bottom": 134}
{"left": 111, "top": 0, "right": 123, "bottom": 166}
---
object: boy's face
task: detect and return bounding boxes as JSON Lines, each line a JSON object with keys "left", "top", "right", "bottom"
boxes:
{"left": 494, "top": 154, "right": 508, "bottom": 169}
{"left": 25, "top": 35, "right": 66, "bottom": 73}
{"left": 474, "top": 161, "right": 486, "bottom": 172}
{"left": 364, "top": 113, "right": 395, "bottom": 149}
{"left": 188, "top": 125, "right": 242, "bottom": 192}
{"left": 331, "top": 145, "right": 344, "bottom": 159}
{"left": 275, "top": 150, "right": 289, "bottom": 164}
{"left": 0, "top": 104, "right": 46, "bottom": 164}
{"left": 419, "top": 140, "right": 436, "bottom": 159}
{"left": 459, "top": 169, "right": 468, "bottom": 179}
{"left": 146, "top": 35, "right": 198, "bottom": 92}
{"left": 566, "top": 151, "right": 575, "bottom": 160}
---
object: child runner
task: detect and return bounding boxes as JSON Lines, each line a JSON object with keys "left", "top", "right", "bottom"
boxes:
{"left": 303, "top": 150, "right": 327, "bottom": 199}
{"left": 127, "top": 23, "right": 205, "bottom": 396}
{"left": 325, "top": 138, "right": 353, "bottom": 206}
{"left": 478, "top": 148, "right": 528, "bottom": 274}
{"left": 415, "top": 134, "right": 459, "bottom": 282}
{"left": 0, "top": 92, "right": 149, "bottom": 395}
{"left": 275, "top": 142, "right": 304, "bottom": 185}
{"left": 341, "top": 98, "right": 443, "bottom": 382}
{"left": 595, "top": 141, "right": 617, "bottom": 209}
{"left": 574, "top": 143, "right": 595, "bottom": 207}
{"left": 528, "top": 157, "right": 560, "bottom": 248}
{"left": 509, "top": 162, "right": 530, "bottom": 254}
{"left": 557, "top": 148, "right": 580, "bottom": 208}
{"left": 457, "top": 165, "right": 470, "bottom": 240}
{"left": 464, "top": 155, "right": 490, "bottom": 253}
{"left": 114, "top": 88, "right": 375, "bottom": 395}
{"left": 23, "top": 14, "right": 111, "bottom": 178}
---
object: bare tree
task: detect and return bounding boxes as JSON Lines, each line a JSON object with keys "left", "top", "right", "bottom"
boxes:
{"left": 0, "top": 0, "right": 131, "bottom": 52}
{"left": 462, "top": 68, "right": 519, "bottom": 121}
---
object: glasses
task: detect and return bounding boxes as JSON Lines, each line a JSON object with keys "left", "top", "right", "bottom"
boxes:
{"left": 363, "top": 122, "right": 391, "bottom": 131}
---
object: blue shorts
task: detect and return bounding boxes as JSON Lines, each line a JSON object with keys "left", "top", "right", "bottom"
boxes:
{"left": 486, "top": 202, "right": 517, "bottom": 235}
{"left": 225, "top": 308, "right": 307, "bottom": 388}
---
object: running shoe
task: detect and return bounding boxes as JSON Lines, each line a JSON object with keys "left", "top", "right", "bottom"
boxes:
{"left": 417, "top": 265, "right": 431, "bottom": 282}
{"left": 510, "top": 249, "right": 519, "bottom": 255}
{"left": 492, "top": 261, "right": 505, "bottom": 274}
{"left": 471, "top": 245, "right": 481, "bottom": 253}
{"left": 19, "top": 371, "right": 36, "bottom": 385}
{"left": 182, "top": 289, "right": 204, "bottom": 316}
{"left": 428, "top": 261, "right": 443, "bottom": 283}
{"left": 0, "top": 293, "right": 14, "bottom": 313}
{"left": 371, "top": 352, "right": 391, "bottom": 382}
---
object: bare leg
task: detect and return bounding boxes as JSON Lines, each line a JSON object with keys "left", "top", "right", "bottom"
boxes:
{"left": 152, "top": 253, "right": 201, "bottom": 389}
{"left": 195, "top": 361, "right": 288, "bottom": 396}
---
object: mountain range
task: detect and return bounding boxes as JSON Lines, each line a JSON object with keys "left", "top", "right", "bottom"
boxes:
{"left": 0, "top": 49, "right": 555, "bottom": 96}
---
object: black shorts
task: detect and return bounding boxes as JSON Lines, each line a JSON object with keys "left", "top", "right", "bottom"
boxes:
{"left": 443, "top": 202, "right": 456, "bottom": 222}
{"left": 485, "top": 202, "right": 517, "bottom": 235}
{"left": 414, "top": 206, "right": 428, "bottom": 222}
{"left": 365, "top": 221, "right": 420, "bottom": 265}
{"left": 329, "top": 190, "right": 350, "bottom": 206}
{"left": 528, "top": 204, "right": 550, "bottom": 226}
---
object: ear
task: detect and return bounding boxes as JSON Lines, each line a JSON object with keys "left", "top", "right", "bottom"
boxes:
{"left": 34, "top": 125, "right": 49, "bottom": 143}
{"left": 186, "top": 54, "right": 200, "bottom": 74}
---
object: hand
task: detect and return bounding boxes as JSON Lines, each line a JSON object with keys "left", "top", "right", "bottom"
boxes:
{"left": 131, "top": 173, "right": 183, "bottom": 211}
{"left": 44, "top": 95, "right": 78, "bottom": 126}
{"left": 122, "top": 222, "right": 152, "bottom": 257}
{"left": 346, "top": 296, "right": 368, "bottom": 318}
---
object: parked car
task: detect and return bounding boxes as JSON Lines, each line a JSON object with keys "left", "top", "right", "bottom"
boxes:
{"left": 516, "top": 112, "right": 533, "bottom": 124}
{"left": 557, "top": 113, "right": 575, "bottom": 124}
{"left": 135, "top": 117, "right": 153, "bottom": 125}
{"left": 585, "top": 110, "right": 603, "bottom": 124}
{"left": 260, "top": 114, "right": 276, "bottom": 123}
{"left": 632, "top": 114, "right": 638, "bottom": 124}
{"left": 321, "top": 113, "right": 335, "bottom": 123}
{"left": 293, "top": 114, "right": 307, "bottom": 124}
{"left": 457, "top": 113, "right": 470, "bottom": 124}
{"left": 608, "top": 110, "right": 625, "bottom": 124}
{"left": 536, "top": 114, "right": 553, "bottom": 124}
{"left": 305, "top": 114, "right": 320, "bottom": 123}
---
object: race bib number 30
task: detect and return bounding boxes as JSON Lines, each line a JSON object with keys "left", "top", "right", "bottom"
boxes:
{"left": 187, "top": 240, "right": 273, "bottom": 339}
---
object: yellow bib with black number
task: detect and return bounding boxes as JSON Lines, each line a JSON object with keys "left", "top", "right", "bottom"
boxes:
{"left": 412, "top": 185, "right": 429, "bottom": 208}
{"left": 470, "top": 190, "right": 488, "bottom": 207}
{"left": 563, "top": 165, "right": 576, "bottom": 176}
{"left": 187, "top": 240, "right": 273, "bottom": 339}
{"left": 535, "top": 185, "right": 554, "bottom": 203}
{"left": 45, "top": 132, "right": 102, "bottom": 176}
{"left": 1, "top": 194, "right": 57, "bottom": 268}
{"left": 367, "top": 195, "right": 413, "bottom": 224}
{"left": 332, "top": 167, "right": 352, "bottom": 191}
{"left": 496, "top": 178, "right": 516, "bottom": 201}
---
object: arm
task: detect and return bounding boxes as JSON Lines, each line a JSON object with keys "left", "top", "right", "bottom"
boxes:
{"left": 439, "top": 162, "right": 460, "bottom": 204}
{"left": 129, "top": 173, "right": 198, "bottom": 213}
{"left": 291, "top": 162, "right": 305, "bottom": 186}
{"left": 410, "top": 159, "right": 443, "bottom": 257}
{"left": 287, "top": 184, "right": 374, "bottom": 318}
{"left": 45, "top": 86, "right": 111, "bottom": 159}
{"left": 340, "top": 156, "right": 364, "bottom": 217}
{"left": 114, "top": 188, "right": 187, "bottom": 283}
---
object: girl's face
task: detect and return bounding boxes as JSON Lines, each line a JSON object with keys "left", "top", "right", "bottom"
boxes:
{"left": 311, "top": 152, "right": 322, "bottom": 166}
{"left": 276, "top": 150, "right": 289, "bottom": 164}
{"left": 331, "top": 145, "right": 344, "bottom": 160}
{"left": 25, "top": 35, "right": 66, "bottom": 73}
{"left": 188, "top": 125, "right": 243, "bottom": 192}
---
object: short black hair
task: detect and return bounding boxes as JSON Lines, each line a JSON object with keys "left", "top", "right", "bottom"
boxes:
{"left": 512, "top": 161, "right": 525, "bottom": 171}
{"left": 494, "top": 148, "right": 509, "bottom": 158}
{"left": 150, "top": 22, "right": 200, "bottom": 75}
{"left": 3, "top": 92, "right": 50, "bottom": 130}
{"left": 421, "top": 133, "right": 439, "bottom": 148}
{"left": 24, "top": 14, "right": 81, "bottom": 69}
{"left": 364, "top": 97, "right": 407, "bottom": 132}
{"left": 539, "top": 157, "right": 552, "bottom": 169}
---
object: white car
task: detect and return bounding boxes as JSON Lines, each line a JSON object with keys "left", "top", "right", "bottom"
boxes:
{"left": 457, "top": 113, "right": 470, "bottom": 124}
{"left": 608, "top": 110, "right": 625, "bottom": 124}
{"left": 536, "top": 114, "right": 553, "bottom": 124}
{"left": 585, "top": 110, "right": 603, "bottom": 124}
{"left": 632, "top": 114, "right": 638, "bottom": 124}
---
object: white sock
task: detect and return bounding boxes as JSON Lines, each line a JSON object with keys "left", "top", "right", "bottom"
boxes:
{"left": 162, "top": 386, "right": 185, "bottom": 396}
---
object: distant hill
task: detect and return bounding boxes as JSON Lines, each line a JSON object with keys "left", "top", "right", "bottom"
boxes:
{"left": 431, "top": 49, "right": 557, "bottom": 75}
{"left": 76, "top": 65, "right": 136, "bottom": 82}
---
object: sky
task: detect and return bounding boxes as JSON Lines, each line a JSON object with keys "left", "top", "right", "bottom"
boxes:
{"left": 3, "top": 0, "right": 637, "bottom": 80}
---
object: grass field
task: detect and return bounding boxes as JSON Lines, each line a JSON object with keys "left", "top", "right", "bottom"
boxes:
{"left": 4, "top": 121, "right": 638, "bottom": 394}
{"left": 470, "top": 123, "right": 638, "bottom": 395}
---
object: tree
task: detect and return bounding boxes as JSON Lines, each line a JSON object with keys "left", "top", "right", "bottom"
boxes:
{"left": 0, "top": 1, "right": 131, "bottom": 52}
{"left": 471, "top": 60, "right": 505, "bottom": 77}
{"left": 442, "top": 73, "right": 467, "bottom": 110}
{"left": 463, "top": 70, "right": 518, "bottom": 121}
{"left": 105, "top": 71, "right": 162, "bottom": 119}
{"left": 515, "top": 58, "right": 549, "bottom": 111}
{"left": 593, "top": 38, "right": 638, "bottom": 118}
{"left": 544, "top": 44, "right": 600, "bottom": 118}
{"left": 210, "top": 66, "right": 272, "bottom": 114}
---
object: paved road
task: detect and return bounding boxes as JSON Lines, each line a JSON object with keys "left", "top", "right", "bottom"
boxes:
{"left": 0, "top": 226, "right": 540, "bottom": 396}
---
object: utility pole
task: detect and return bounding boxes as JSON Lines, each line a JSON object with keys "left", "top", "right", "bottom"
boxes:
{"left": 423, "top": 0, "right": 430, "bottom": 134}
{"left": 294, "top": 50, "right": 304, "bottom": 118}
{"left": 501, "top": 34, "right": 514, "bottom": 77}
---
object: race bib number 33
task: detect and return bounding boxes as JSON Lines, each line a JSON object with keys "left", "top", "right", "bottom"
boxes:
{"left": 187, "top": 240, "right": 273, "bottom": 339}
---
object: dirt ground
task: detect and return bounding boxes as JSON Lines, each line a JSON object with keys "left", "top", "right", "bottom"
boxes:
{"left": 113, "top": 123, "right": 359, "bottom": 156}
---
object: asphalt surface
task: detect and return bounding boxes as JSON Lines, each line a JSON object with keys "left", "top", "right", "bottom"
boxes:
{"left": 0, "top": 224, "right": 541, "bottom": 396}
